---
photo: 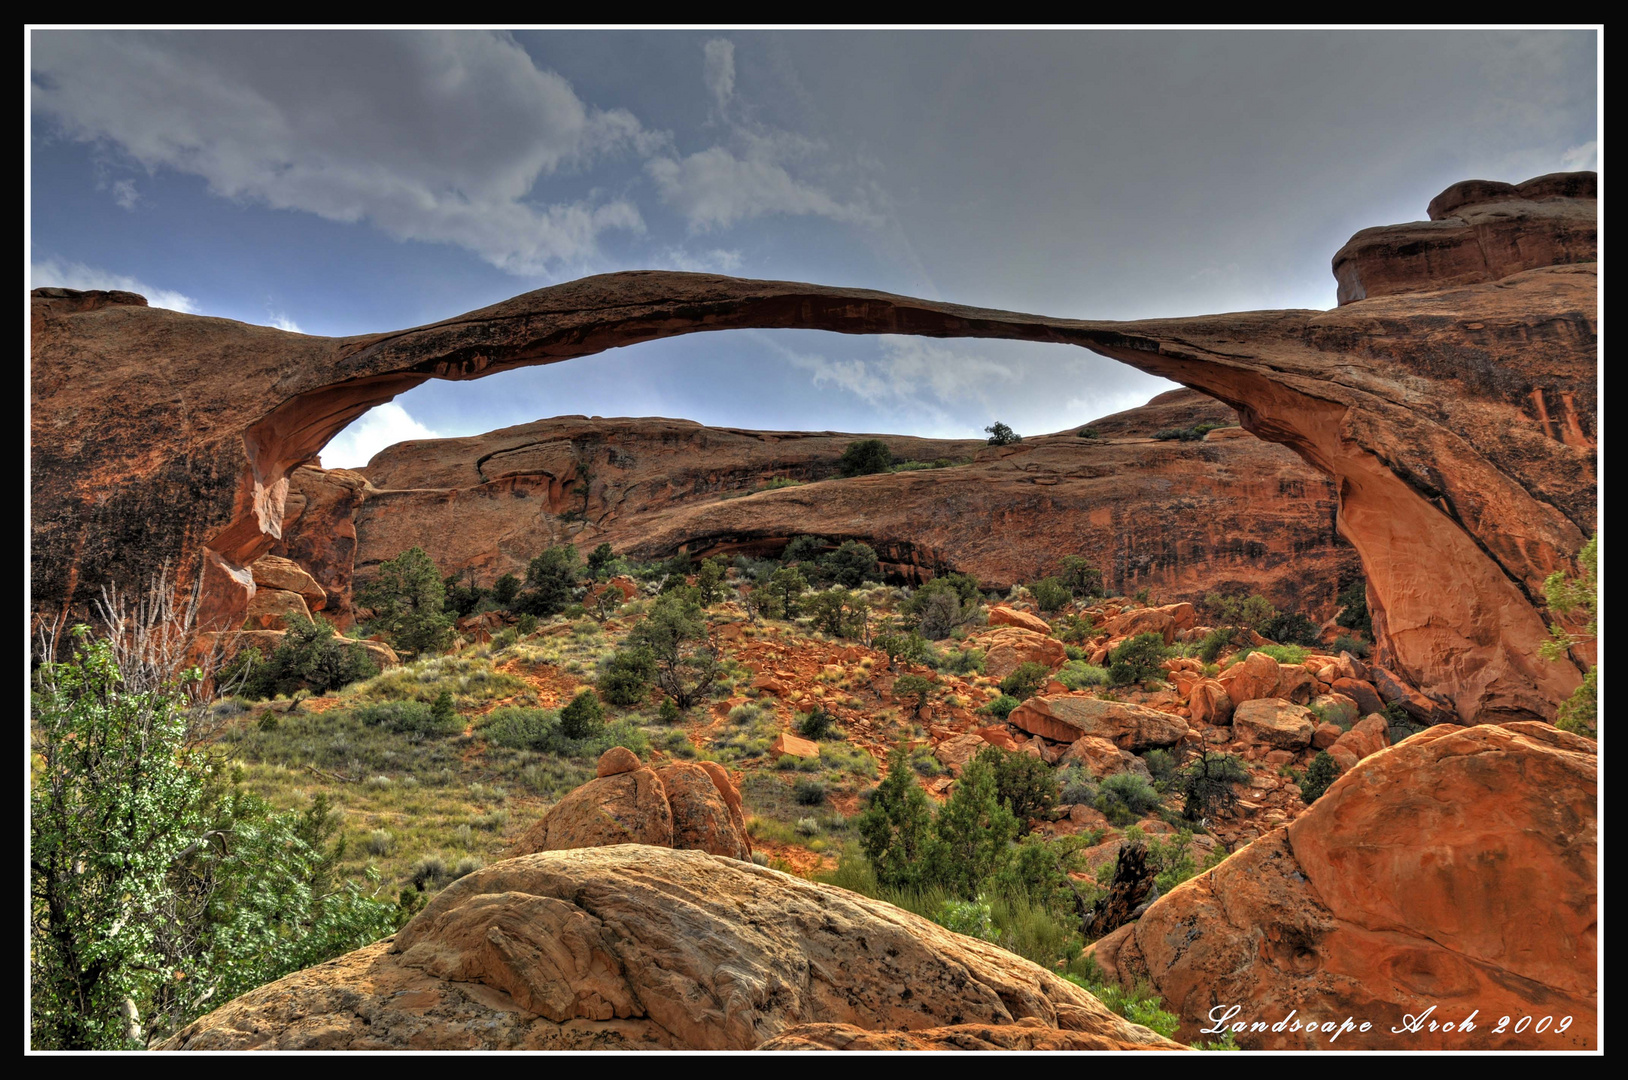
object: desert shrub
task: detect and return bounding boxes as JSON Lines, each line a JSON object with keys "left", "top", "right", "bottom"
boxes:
{"left": 939, "top": 646, "right": 985, "bottom": 675}
{"left": 624, "top": 595, "right": 724, "bottom": 709}
{"left": 838, "top": 439, "right": 894, "bottom": 477}
{"left": 793, "top": 778, "right": 828, "bottom": 806}
{"left": 1094, "top": 772, "right": 1163, "bottom": 825}
{"left": 1197, "top": 626, "right": 1235, "bottom": 664}
{"left": 1063, "top": 973, "right": 1181, "bottom": 1038}
{"left": 1106, "top": 632, "right": 1173, "bottom": 687}
{"left": 510, "top": 545, "right": 583, "bottom": 619}
{"left": 1029, "top": 577, "right": 1070, "bottom": 613}
{"left": 998, "top": 661, "right": 1051, "bottom": 701}
{"left": 892, "top": 673, "right": 934, "bottom": 712}
{"left": 357, "top": 547, "right": 456, "bottom": 657}
{"left": 856, "top": 747, "right": 936, "bottom": 891}
{"left": 1056, "top": 556, "right": 1106, "bottom": 599}
{"left": 826, "top": 541, "right": 883, "bottom": 588}
{"left": 1143, "top": 749, "right": 1177, "bottom": 788}
{"left": 1151, "top": 423, "right": 1218, "bottom": 443}
{"left": 225, "top": 614, "right": 379, "bottom": 700}
{"left": 1335, "top": 578, "right": 1372, "bottom": 638}
{"left": 980, "top": 694, "right": 1021, "bottom": 721}
{"left": 1076, "top": 427, "right": 1098, "bottom": 439}
{"left": 798, "top": 706, "right": 839, "bottom": 740}
{"left": 1230, "top": 643, "right": 1308, "bottom": 666}
{"left": 1056, "top": 766, "right": 1097, "bottom": 806}
{"left": 1261, "top": 611, "right": 1319, "bottom": 647}
{"left": 984, "top": 422, "right": 1021, "bottom": 446}
{"left": 1055, "top": 660, "right": 1108, "bottom": 690}
{"left": 597, "top": 647, "right": 656, "bottom": 706}
{"left": 1331, "top": 633, "right": 1370, "bottom": 659}
{"left": 352, "top": 699, "right": 462, "bottom": 738}
{"left": 1178, "top": 750, "right": 1250, "bottom": 821}
{"left": 1204, "top": 592, "right": 1278, "bottom": 634}
{"left": 1299, "top": 751, "right": 1340, "bottom": 803}
{"left": 976, "top": 746, "right": 1059, "bottom": 831}
{"left": 926, "top": 755, "right": 1020, "bottom": 899}
{"left": 559, "top": 690, "right": 606, "bottom": 740}
{"left": 492, "top": 573, "right": 523, "bottom": 607}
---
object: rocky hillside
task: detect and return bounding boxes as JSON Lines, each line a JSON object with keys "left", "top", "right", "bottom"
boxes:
{"left": 272, "top": 389, "right": 1358, "bottom": 629}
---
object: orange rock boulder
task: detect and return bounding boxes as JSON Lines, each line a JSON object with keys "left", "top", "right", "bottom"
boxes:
{"left": 1008, "top": 695, "right": 1187, "bottom": 752}
{"left": 987, "top": 606, "right": 1053, "bottom": 634}
{"left": 969, "top": 626, "right": 1068, "bottom": 682}
{"left": 1087, "top": 722, "right": 1597, "bottom": 1049}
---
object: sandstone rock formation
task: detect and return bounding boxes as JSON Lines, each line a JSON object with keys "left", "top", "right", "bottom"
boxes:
{"left": 159, "top": 846, "right": 1181, "bottom": 1051}
{"left": 513, "top": 751, "right": 750, "bottom": 861}
{"left": 30, "top": 173, "right": 1595, "bottom": 723}
{"left": 1085, "top": 722, "right": 1597, "bottom": 1049}
{"left": 1008, "top": 695, "right": 1188, "bottom": 751}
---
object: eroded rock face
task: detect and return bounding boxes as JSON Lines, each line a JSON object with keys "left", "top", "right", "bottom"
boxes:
{"left": 1008, "top": 695, "right": 1188, "bottom": 751}
{"left": 1086, "top": 722, "right": 1597, "bottom": 1049}
{"left": 30, "top": 173, "right": 1595, "bottom": 723}
{"left": 159, "top": 846, "right": 1181, "bottom": 1051}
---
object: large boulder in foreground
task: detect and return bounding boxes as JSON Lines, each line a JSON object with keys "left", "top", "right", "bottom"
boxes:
{"left": 1008, "top": 694, "right": 1187, "bottom": 752}
{"left": 159, "top": 846, "right": 1181, "bottom": 1051}
{"left": 1085, "top": 722, "right": 1597, "bottom": 1049}
{"left": 969, "top": 626, "right": 1068, "bottom": 682}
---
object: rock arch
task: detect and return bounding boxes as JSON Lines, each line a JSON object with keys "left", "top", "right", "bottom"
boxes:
{"left": 30, "top": 174, "right": 1595, "bottom": 723}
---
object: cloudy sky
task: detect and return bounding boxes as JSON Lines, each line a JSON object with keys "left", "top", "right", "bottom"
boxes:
{"left": 28, "top": 28, "right": 1599, "bottom": 467}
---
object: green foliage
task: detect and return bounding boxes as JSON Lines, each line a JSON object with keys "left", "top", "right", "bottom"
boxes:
{"left": 826, "top": 541, "right": 882, "bottom": 588}
{"left": 353, "top": 699, "right": 463, "bottom": 737}
{"left": 225, "top": 613, "right": 379, "bottom": 699}
{"left": 857, "top": 747, "right": 936, "bottom": 891}
{"left": 927, "top": 755, "right": 1020, "bottom": 899}
{"left": 586, "top": 543, "right": 617, "bottom": 581}
{"left": 1106, "top": 631, "right": 1173, "bottom": 687}
{"left": 513, "top": 545, "right": 583, "bottom": 618}
{"left": 998, "top": 661, "right": 1051, "bottom": 700}
{"left": 1178, "top": 750, "right": 1249, "bottom": 821}
{"left": 1029, "top": 577, "right": 1070, "bottom": 613}
{"left": 1335, "top": 578, "right": 1372, "bottom": 638}
{"left": 492, "top": 573, "right": 522, "bottom": 607}
{"left": 984, "top": 421, "right": 1021, "bottom": 446}
{"left": 767, "top": 566, "right": 809, "bottom": 618}
{"left": 937, "top": 895, "right": 996, "bottom": 940}
{"left": 1331, "top": 633, "right": 1371, "bottom": 659}
{"left": 938, "top": 646, "right": 986, "bottom": 675}
{"left": 1140, "top": 826, "right": 1199, "bottom": 893}
{"left": 358, "top": 547, "right": 455, "bottom": 657}
{"left": 792, "top": 778, "right": 828, "bottom": 806}
{"left": 1541, "top": 535, "right": 1597, "bottom": 738}
{"left": 892, "top": 673, "right": 934, "bottom": 712}
{"left": 559, "top": 690, "right": 606, "bottom": 740}
{"left": 1197, "top": 626, "right": 1235, "bottom": 664}
{"left": 624, "top": 595, "right": 724, "bottom": 709}
{"left": 874, "top": 630, "right": 936, "bottom": 669}
{"left": 658, "top": 698, "right": 683, "bottom": 724}
{"left": 837, "top": 438, "right": 895, "bottom": 477}
{"left": 1057, "top": 556, "right": 1106, "bottom": 599}
{"left": 694, "top": 556, "right": 730, "bottom": 606}
{"left": 1204, "top": 591, "right": 1278, "bottom": 634}
{"left": 781, "top": 535, "right": 829, "bottom": 567}
{"left": 480, "top": 706, "right": 648, "bottom": 760}
{"left": 1055, "top": 660, "right": 1109, "bottom": 690}
{"left": 889, "top": 457, "right": 967, "bottom": 472}
{"left": 1076, "top": 427, "right": 1099, "bottom": 439}
{"left": 1152, "top": 422, "right": 1219, "bottom": 442}
{"left": 1094, "top": 771, "right": 1163, "bottom": 825}
{"left": 430, "top": 689, "right": 457, "bottom": 729}
{"left": 1055, "top": 612, "right": 1095, "bottom": 643}
{"left": 797, "top": 705, "right": 838, "bottom": 739}
{"left": 1062, "top": 973, "right": 1181, "bottom": 1039}
{"left": 1299, "top": 751, "right": 1340, "bottom": 803}
{"left": 805, "top": 587, "right": 870, "bottom": 639}
{"left": 1143, "top": 749, "right": 1177, "bottom": 787}
{"left": 980, "top": 694, "right": 1021, "bottom": 721}
{"left": 976, "top": 745, "right": 1059, "bottom": 831}
{"left": 441, "top": 569, "right": 486, "bottom": 618}
{"left": 30, "top": 630, "right": 397, "bottom": 1049}
{"left": 1229, "top": 643, "right": 1309, "bottom": 666}
{"left": 1261, "top": 611, "right": 1318, "bottom": 647}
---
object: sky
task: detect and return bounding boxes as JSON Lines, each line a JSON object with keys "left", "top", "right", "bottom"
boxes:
{"left": 28, "top": 27, "right": 1600, "bottom": 468}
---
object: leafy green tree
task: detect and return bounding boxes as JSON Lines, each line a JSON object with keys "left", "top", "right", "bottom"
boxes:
{"left": 927, "top": 755, "right": 1020, "bottom": 899}
{"left": 806, "top": 588, "right": 869, "bottom": 639}
{"left": 559, "top": 690, "right": 607, "bottom": 740}
{"left": 857, "top": 746, "right": 936, "bottom": 891}
{"left": 976, "top": 745, "right": 1059, "bottom": 833}
{"left": 514, "top": 545, "right": 583, "bottom": 618}
{"left": 1204, "top": 592, "right": 1278, "bottom": 635}
{"left": 492, "top": 573, "right": 523, "bottom": 608}
{"left": 1542, "top": 535, "right": 1597, "bottom": 737}
{"left": 358, "top": 547, "right": 454, "bottom": 656}
{"left": 767, "top": 567, "right": 808, "bottom": 618}
{"left": 695, "top": 556, "right": 730, "bottom": 605}
{"left": 1298, "top": 751, "right": 1340, "bottom": 803}
{"left": 597, "top": 647, "right": 657, "bottom": 707}
{"left": 441, "top": 568, "right": 485, "bottom": 618}
{"left": 586, "top": 543, "right": 617, "bottom": 581}
{"left": 30, "top": 628, "right": 397, "bottom": 1049}
{"left": 1261, "top": 611, "right": 1318, "bottom": 647}
{"left": 984, "top": 421, "right": 1021, "bottom": 446}
{"left": 1056, "top": 557, "right": 1106, "bottom": 599}
{"left": 1029, "top": 577, "right": 1070, "bottom": 613}
{"left": 999, "top": 661, "right": 1051, "bottom": 700}
{"left": 781, "top": 535, "right": 830, "bottom": 567}
{"left": 837, "top": 439, "right": 895, "bottom": 477}
{"left": 827, "top": 540, "right": 882, "bottom": 588}
{"left": 1106, "top": 632, "right": 1173, "bottom": 687}
{"left": 624, "top": 594, "right": 724, "bottom": 709}
{"left": 224, "top": 613, "right": 378, "bottom": 699}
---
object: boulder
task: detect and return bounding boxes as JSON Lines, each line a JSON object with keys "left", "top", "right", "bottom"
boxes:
{"left": 969, "top": 627, "right": 1067, "bottom": 682}
{"left": 1216, "top": 652, "right": 1279, "bottom": 705}
{"left": 1329, "top": 677, "right": 1383, "bottom": 716}
{"left": 596, "top": 746, "right": 641, "bottom": 777}
{"left": 976, "top": 725, "right": 1020, "bottom": 751}
{"left": 1087, "top": 722, "right": 1597, "bottom": 1049}
{"left": 161, "top": 847, "right": 1182, "bottom": 1051}
{"left": 934, "top": 733, "right": 988, "bottom": 776}
{"left": 1332, "top": 650, "right": 1370, "bottom": 683}
{"left": 1231, "top": 698, "right": 1316, "bottom": 749}
{"left": 1008, "top": 695, "right": 1187, "bottom": 752}
{"left": 1059, "top": 736, "right": 1151, "bottom": 780}
{"left": 1270, "top": 663, "right": 1317, "bottom": 705}
{"left": 771, "top": 732, "right": 819, "bottom": 758}
{"left": 656, "top": 763, "right": 751, "bottom": 861}
{"left": 1372, "top": 666, "right": 1456, "bottom": 725}
{"left": 249, "top": 554, "right": 327, "bottom": 610}
{"left": 241, "top": 587, "right": 311, "bottom": 632}
{"left": 1310, "top": 723, "right": 1343, "bottom": 750}
{"left": 1187, "top": 679, "right": 1234, "bottom": 726}
{"left": 1308, "top": 692, "right": 1360, "bottom": 730}
{"left": 513, "top": 768, "right": 675, "bottom": 854}
{"left": 987, "top": 606, "right": 1052, "bottom": 635}
{"left": 1102, "top": 607, "right": 1176, "bottom": 645}
{"left": 1327, "top": 714, "right": 1391, "bottom": 773}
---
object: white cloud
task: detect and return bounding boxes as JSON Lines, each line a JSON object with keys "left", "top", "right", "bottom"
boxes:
{"left": 1560, "top": 140, "right": 1598, "bottom": 171}
{"left": 266, "top": 312, "right": 303, "bottom": 333}
{"left": 31, "top": 30, "right": 657, "bottom": 275}
{"left": 702, "top": 39, "right": 735, "bottom": 114}
{"left": 29, "top": 256, "right": 199, "bottom": 313}
{"left": 648, "top": 146, "right": 880, "bottom": 232}
{"left": 109, "top": 178, "right": 139, "bottom": 210}
{"left": 321, "top": 403, "right": 440, "bottom": 470}
{"left": 655, "top": 246, "right": 744, "bottom": 274}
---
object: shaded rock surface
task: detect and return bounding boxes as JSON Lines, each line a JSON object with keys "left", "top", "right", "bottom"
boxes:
{"left": 1009, "top": 694, "right": 1188, "bottom": 751}
{"left": 1085, "top": 722, "right": 1597, "bottom": 1049}
{"left": 159, "top": 846, "right": 1180, "bottom": 1051}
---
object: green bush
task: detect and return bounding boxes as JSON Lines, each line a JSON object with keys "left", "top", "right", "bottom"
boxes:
{"left": 1178, "top": 750, "right": 1249, "bottom": 821}
{"left": 492, "top": 573, "right": 523, "bottom": 607}
{"left": 984, "top": 421, "right": 1021, "bottom": 446}
{"left": 856, "top": 747, "right": 936, "bottom": 891}
{"left": 353, "top": 699, "right": 462, "bottom": 737}
{"left": 892, "top": 673, "right": 934, "bottom": 712}
{"left": 559, "top": 690, "right": 606, "bottom": 740}
{"left": 597, "top": 647, "right": 656, "bottom": 706}
{"left": 1299, "top": 751, "right": 1340, "bottom": 803}
{"left": 624, "top": 595, "right": 724, "bottom": 709}
{"left": 357, "top": 547, "right": 455, "bottom": 657}
{"left": 1076, "top": 428, "right": 1098, "bottom": 439}
{"left": 1261, "top": 611, "right": 1318, "bottom": 647}
{"left": 826, "top": 541, "right": 882, "bottom": 588}
{"left": 223, "top": 613, "right": 379, "bottom": 700}
{"left": 837, "top": 439, "right": 895, "bottom": 477}
{"left": 1094, "top": 771, "right": 1163, "bottom": 825}
{"left": 1055, "top": 660, "right": 1108, "bottom": 690}
{"left": 798, "top": 705, "right": 839, "bottom": 740}
{"left": 1028, "top": 577, "right": 1070, "bottom": 614}
{"left": 1335, "top": 579, "right": 1372, "bottom": 638}
{"left": 980, "top": 694, "right": 1022, "bottom": 721}
{"left": 1106, "top": 632, "right": 1173, "bottom": 687}
{"left": 1197, "top": 626, "right": 1235, "bottom": 664}
{"left": 998, "top": 661, "right": 1051, "bottom": 701}
{"left": 976, "top": 746, "right": 1058, "bottom": 831}
{"left": 1331, "top": 633, "right": 1370, "bottom": 659}
{"left": 793, "top": 778, "right": 828, "bottom": 806}
{"left": 512, "top": 545, "right": 583, "bottom": 619}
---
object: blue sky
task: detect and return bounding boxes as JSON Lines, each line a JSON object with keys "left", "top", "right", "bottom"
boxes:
{"left": 28, "top": 28, "right": 1599, "bottom": 467}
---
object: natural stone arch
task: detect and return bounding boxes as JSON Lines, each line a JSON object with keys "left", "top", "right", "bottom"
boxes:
{"left": 30, "top": 175, "right": 1595, "bottom": 724}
